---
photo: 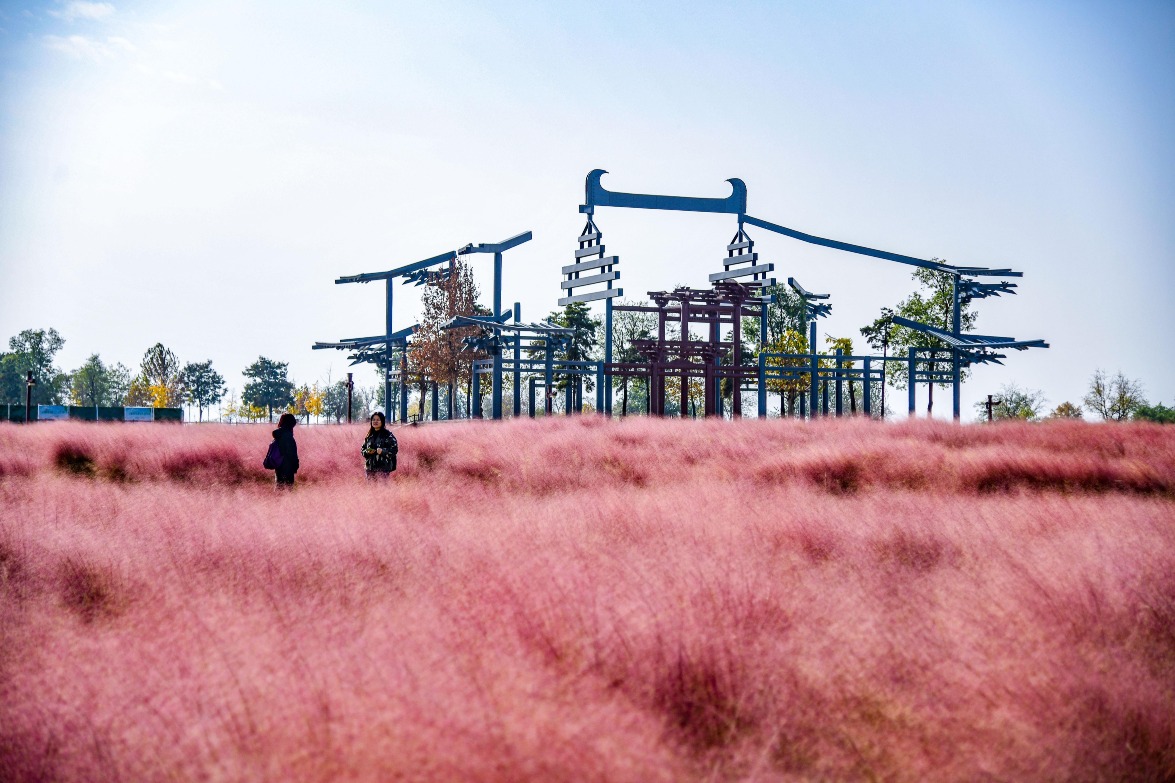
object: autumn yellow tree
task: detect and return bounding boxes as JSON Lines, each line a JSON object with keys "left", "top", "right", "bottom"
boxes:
{"left": 306, "top": 384, "right": 325, "bottom": 423}
{"left": 408, "top": 260, "right": 486, "bottom": 417}
{"left": 826, "top": 336, "right": 859, "bottom": 414}
{"left": 123, "top": 344, "right": 183, "bottom": 407}
{"left": 764, "top": 330, "right": 811, "bottom": 416}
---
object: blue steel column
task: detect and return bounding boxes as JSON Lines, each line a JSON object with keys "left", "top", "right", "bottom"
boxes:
{"left": 529, "top": 378, "right": 537, "bottom": 417}
{"left": 492, "top": 252, "right": 503, "bottom": 420}
{"left": 908, "top": 348, "right": 917, "bottom": 416}
{"left": 834, "top": 348, "right": 843, "bottom": 416}
{"left": 399, "top": 352, "right": 408, "bottom": 423}
{"left": 473, "top": 371, "right": 480, "bottom": 418}
{"left": 809, "top": 320, "right": 819, "bottom": 417}
{"left": 863, "top": 357, "right": 872, "bottom": 416}
{"left": 596, "top": 362, "right": 604, "bottom": 412}
{"left": 544, "top": 342, "right": 553, "bottom": 415}
{"left": 758, "top": 353, "right": 767, "bottom": 417}
{"left": 760, "top": 301, "right": 768, "bottom": 418}
{"left": 431, "top": 382, "right": 438, "bottom": 421}
{"left": 385, "top": 279, "right": 394, "bottom": 420}
{"left": 952, "top": 275, "right": 961, "bottom": 420}
{"left": 604, "top": 298, "right": 613, "bottom": 416}
{"left": 513, "top": 303, "right": 521, "bottom": 417}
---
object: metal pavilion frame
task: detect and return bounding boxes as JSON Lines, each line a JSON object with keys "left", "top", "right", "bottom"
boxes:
{"left": 560, "top": 169, "right": 1048, "bottom": 420}
{"left": 316, "top": 231, "right": 531, "bottom": 423}
{"left": 439, "top": 311, "right": 593, "bottom": 417}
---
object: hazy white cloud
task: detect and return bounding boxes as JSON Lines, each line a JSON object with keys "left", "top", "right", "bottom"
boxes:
{"left": 135, "top": 63, "right": 223, "bottom": 90}
{"left": 44, "top": 33, "right": 135, "bottom": 61}
{"left": 50, "top": 2, "right": 116, "bottom": 23}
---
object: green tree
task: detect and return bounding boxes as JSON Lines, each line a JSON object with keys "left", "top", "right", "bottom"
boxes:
{"left": 879, "top": 268, "right": 977, "bottom": 416}
{"left": 611, "top": 301, "right": 656, "bottom": 416}
{"left": 974, "top": 382, "right": 1046, "bottom": 421}
{"left": 763, "top": 329, "right": 810, "bottom": 416}
{"left": 1048, "top": 401, "right": 1084, "bottom": 420}
{"left": 859, "top": 307, "right": 897, "bottom": 418}
{"left": 1, "top": 328, "right": 69, "bottom": 404}
{"left": 131, "top": 343, "right": 183, "bottom": 407}
{"left": 242, "top": 356, "right": 295, "bottom": 422}
{"left": 1083, "top": 369, "right": 1144, "bottom": 422}
{"left": 546, "top": 302, "right": 602, "bottom": 412}
{"left": 1134, "top": 401, "right": 1175, "bottom": 424}
{"left": 322, "top": 379, "right": 350, "bottom": 423}
{"left": 180, "top": 360, "right": 226, "bottom": 422}
{"left": 68, "top": 354, "right": 132, "bottom": 406}
{"left": 826, "top": 336, "right": 862, "bottom": 414}
{"left": 741, "top": 283, "right": 806, "bottom": 349}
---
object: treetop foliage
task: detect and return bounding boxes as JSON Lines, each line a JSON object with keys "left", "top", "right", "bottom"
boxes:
{"left": 242, "top": 356, "right": 295, "bottom": 422}
{"left": 1083, "top": 369, "right": 1145, "bottom": 422}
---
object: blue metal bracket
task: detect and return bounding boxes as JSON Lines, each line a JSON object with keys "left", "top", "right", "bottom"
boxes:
{"left": 788, "top": 277, "right": 832, "bottom": 320}
{"left": 580, "top": 169, "right": 747, "bottom": 215}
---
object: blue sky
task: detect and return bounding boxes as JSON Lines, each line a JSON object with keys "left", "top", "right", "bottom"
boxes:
{"left": 1, "top": 0, "right": 1171, "bottom": 417}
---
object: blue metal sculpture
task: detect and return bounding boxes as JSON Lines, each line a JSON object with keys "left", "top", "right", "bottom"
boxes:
{"left": 582, "top": 169, "right": 746, "bottom": 215}
{"left": 788, "top": 277, "right": 832, "bottom": 416}
{"left": 457, "top": 231, "right": 532, "bottom": 420}
{"left": 441, "top": 312, "right": 586, "bottom": 417}
{"left": 322, "top": 250, "right": 455, "bottom": 421}
{"left": 573, "top": 169, "right": 1048, "bottom": 420}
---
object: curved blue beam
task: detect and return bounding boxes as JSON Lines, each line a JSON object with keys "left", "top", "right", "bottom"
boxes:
{"left": 582, "top": 169, "right": 747, "bottom": 215}
{"left": 742, "top": 215, "right": 964, "bottom": 273}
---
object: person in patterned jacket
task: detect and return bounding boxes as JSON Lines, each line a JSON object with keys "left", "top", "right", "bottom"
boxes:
{"left": 361, "top": 412, "right": 397, "bottom": 480}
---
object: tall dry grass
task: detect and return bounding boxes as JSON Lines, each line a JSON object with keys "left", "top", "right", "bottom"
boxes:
{"left": 1, "top": 418, "right": 1173, "bottom": 781}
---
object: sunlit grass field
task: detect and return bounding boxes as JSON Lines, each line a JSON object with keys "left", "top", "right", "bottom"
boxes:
{"left": 1, "top": 418, "right": 1173, "bottom": 781}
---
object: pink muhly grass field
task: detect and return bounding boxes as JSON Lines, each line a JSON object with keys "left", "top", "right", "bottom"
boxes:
{"left": 1, "top": 418, "right": 1173, "bottom": 781}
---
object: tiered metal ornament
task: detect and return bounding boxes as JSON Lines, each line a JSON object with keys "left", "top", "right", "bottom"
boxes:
{"left": 559, "top": 216, "right": 622, "bottom": 414}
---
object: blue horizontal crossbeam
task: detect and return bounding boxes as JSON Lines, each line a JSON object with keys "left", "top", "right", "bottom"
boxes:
{"left": 312, "top": 324, "right": 417, "bottom": 350}
{"left": 581, "top": 169, "right": 747, "bottom": 215}
{"left": 746, "top": 215, "right": 1008, "bottom": 276}
{"left": 892, "top": 316, "right": 1048, "bottom": 351}
{"left": 335, "top": 251, "right": 457, "bottom": 284}
{"left": 458, "top": 231, "right": 533, "bottom": 255}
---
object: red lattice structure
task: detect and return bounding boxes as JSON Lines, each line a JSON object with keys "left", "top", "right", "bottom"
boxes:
{"left": 610, "top": 281, "right": 767, "bottom": 417}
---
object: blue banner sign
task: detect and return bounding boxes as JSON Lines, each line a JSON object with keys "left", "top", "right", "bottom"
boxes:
{"left": 123, "top": 407, "right": 154, "bottom": 422}
{"left": 37, "top": 405, "right": 69, "bottom": 420}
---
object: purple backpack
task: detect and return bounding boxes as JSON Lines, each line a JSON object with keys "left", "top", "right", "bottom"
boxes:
{"left": 263, "top": 439, "right": 284, "bottom": 470}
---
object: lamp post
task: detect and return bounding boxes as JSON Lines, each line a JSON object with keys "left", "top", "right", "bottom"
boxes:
{"left": 346, "top": 372, "right": 354, "bottom": 424}
{"left": 24, "top": 371, "right": 35, "bottom": 424}
{"left": 986, "top": 395, "right": 1002, "bottom": 422}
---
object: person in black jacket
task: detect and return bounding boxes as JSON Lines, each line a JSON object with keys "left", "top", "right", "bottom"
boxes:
{"left": 362, "top": 412, "right": 397, "bottom": 480}
{"left": 272, "top": 412, "right": 300, "bottom": 488}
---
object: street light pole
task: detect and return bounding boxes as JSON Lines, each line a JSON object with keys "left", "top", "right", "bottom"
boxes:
{"left": 346, "top": 372, "right": 354, "bottom": 424}
{"left": 24, "top": 371, "right": 35, "bottom": 424}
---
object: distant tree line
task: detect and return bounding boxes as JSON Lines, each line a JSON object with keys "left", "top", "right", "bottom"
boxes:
{"left": 0, "top": 328, "right": 387, "bottom": 424}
